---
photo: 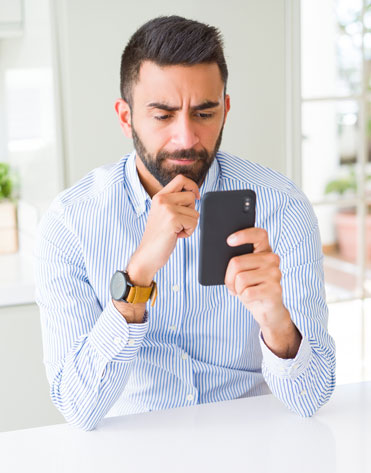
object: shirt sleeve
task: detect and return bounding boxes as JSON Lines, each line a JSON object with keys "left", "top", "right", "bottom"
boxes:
{"left": 34, "top": 201, "right": 148, "bottom": 431}
{"left": 259, "top": 191, "right": 336, "bottom": 417}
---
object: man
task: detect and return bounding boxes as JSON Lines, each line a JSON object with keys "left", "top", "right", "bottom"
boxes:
{"left": 35, "top": 16, "right": 335, "bottom": 431}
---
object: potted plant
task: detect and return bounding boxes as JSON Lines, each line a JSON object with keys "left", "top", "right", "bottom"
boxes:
{"left": 324, "top": 166, "right": 371, "bottom": 262}
{"left": 0, "top": 162, "right": 19, "bottom": 254}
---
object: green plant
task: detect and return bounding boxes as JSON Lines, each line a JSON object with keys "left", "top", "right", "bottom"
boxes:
{"left": 325, "top": 166, "right": 371, "bottom": 196}
{"left": 0, "top": 163, "right": 16, "bottom": 202}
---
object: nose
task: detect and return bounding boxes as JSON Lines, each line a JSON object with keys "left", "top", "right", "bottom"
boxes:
{"left": 170, "top": 115, "right": 200, "bottom": 149}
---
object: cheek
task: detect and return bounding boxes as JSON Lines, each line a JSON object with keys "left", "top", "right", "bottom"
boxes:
{"left": 138, "top": 120, "right": 168, "bottom": 148}
{"left": 199, "top": 122, "right": 223, "bottom": 145}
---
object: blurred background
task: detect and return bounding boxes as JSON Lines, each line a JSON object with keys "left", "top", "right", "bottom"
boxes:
{"left": 0, "top": 0, "right": 370, "bottom": 432}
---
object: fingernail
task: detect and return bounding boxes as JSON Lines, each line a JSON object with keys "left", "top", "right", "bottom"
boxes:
{"left": 227, "top": 234, "right": 236, "bottom": 244}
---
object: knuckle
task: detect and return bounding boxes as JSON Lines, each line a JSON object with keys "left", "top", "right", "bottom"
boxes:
{"left": 258, "top": 227, "right": 268, "bottom": 239}
{"left": 229, "top": 256, "right": 240, "bottom": 272}
{"left": 153, "top": 194, "right": 165, "bottom": 205}
{"left": 269, "top": 253, "right": 280, "bottom": 266}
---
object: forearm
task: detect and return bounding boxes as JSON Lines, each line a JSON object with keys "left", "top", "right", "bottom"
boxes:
{"left": 260, "top": 308, "right": 302, "bottom": 359}
{"left": 46, "top": 300, "right": 149, "bottom": 430}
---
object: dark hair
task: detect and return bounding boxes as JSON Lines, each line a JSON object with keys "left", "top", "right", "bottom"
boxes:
{"left": 120, "top": 15, "right": 228, "bottom": 105}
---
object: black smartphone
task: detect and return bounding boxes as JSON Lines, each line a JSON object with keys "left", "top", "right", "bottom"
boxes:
{"left": 198, "top": 189, "right": 256, "bottom": 286}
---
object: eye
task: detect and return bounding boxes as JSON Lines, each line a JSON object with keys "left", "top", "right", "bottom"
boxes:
{"left": 196, "top": 112, "right": 214, "bottom": 119}
{"left": 154, "top": 115, "right": 172, "bottom": 121}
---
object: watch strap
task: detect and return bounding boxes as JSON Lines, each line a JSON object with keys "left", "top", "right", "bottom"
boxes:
{"left": 126, "top": 281, "right": 157, "bottom": 307}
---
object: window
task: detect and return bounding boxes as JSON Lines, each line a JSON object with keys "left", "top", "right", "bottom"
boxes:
{"left": 301, "top": 0, "right": 371, "bottom": 383}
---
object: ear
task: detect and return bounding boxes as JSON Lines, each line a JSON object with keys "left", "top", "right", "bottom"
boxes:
{"left": 115, "top": 99, "right": 132, "bottom": 138}
{"left": 223, "top": 94, "right": 231, "bottom": 125}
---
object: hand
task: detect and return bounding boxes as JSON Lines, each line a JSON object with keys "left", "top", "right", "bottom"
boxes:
{"left": 225, "top": 227, "right": 301, "bottom": 358}
{"left": 127, "top": 174, "right": 200, "bottom": 285}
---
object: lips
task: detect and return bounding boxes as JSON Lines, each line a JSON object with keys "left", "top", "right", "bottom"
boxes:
{"left": 167, "top": 158, "right": 196, "bottom": 164}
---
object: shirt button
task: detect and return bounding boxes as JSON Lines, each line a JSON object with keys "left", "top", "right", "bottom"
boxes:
{"left": 127, "top": 339, "right": 135, "bottom": 346}
{"left": 113, "top": 336, "right": 122, "bottom": 346}
{"left": 300, "top": 390, "right": 307, "bottom": 396}
{"left": 172, "top": 284, "right": 179, "bottom": 292}
{"left": 169, "top": 325, "right": 177, "bottom": 331}
{"left": 186, "top": 394, "right": 194, "bottom": 402}
{"left": 181, "top": 353, "right": 188, "bottom": 360}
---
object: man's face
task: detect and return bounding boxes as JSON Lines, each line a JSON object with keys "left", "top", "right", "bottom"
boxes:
{"left": 128, "top": 61, "right": 230, "bottom": 187}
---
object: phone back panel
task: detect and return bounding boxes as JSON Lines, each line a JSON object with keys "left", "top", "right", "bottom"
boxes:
{"left": 198, "top": 190, "right": 256, "bottom": 286}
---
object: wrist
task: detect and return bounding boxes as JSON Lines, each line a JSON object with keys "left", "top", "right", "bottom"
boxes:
{"left": 112, "top": 299, "right": 147, "bottom": 324}
{"left": 126, "top": 252, "right": 157, "bottom": 286}
{"left": 261, "top": 312, "right": 302, "bottom": 359}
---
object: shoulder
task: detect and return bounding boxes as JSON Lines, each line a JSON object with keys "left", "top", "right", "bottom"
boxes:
{"left": 216, "top": 151, "right": 295, "bottom": 195}
{"left": 55, "top": 154, "right": 130, "bottom": 210}
{"left": 216, "top": 151, "right": 317, "bottom": 246}
{"left": 216, "top": 150, "right": 311, "bottom": 208}
{"left": 39, "top": 154, "right": 131, "bottom": 237}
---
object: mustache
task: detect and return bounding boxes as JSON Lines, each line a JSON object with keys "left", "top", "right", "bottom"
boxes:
{"left": 156, "top": 148, "right": 210, "bottom": 162}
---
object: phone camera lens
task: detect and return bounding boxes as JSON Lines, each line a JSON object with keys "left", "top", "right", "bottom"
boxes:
{"left": 243, "top": 198, "right": 251, "bottom": 212}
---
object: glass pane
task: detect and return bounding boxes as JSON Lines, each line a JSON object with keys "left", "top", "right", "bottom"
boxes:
{"left": 365, "top": 298, "right": 371, "bottom": 381}
{"left": 302, "top": 100, "right": 359, "bottom": 202}
{"left": 301, "top": 0, "right": 362, "bottom": 98}
{"left": 365, "top": 200, "right": 371, "bottom": 296}
{"left": 316, "top": 204, "right": 362, "bottom": 302}
{"left": 364, "top": 100, "right": 371, "bottom": 296}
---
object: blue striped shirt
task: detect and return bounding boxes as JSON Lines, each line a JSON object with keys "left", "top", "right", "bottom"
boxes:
{"left": 34, "top": 150, "right": 336, "bottom": 431}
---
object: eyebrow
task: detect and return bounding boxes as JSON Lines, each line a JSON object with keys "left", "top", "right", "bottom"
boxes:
{"left": 146, "top": 100, "right": 220, "bottom": 112}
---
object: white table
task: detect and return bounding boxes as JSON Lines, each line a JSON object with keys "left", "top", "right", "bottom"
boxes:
{"left": 1, "top": 382, "right": 370, "bottom": 473}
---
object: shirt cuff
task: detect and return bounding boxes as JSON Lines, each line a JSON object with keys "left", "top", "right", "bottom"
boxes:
{"left": 259, "top": 328, "right": 312, "bottom": 380}
{"left": 88, "top": 298, "right": 149, "bottom": 362}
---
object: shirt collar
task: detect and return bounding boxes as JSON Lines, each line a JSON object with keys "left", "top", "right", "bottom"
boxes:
{"left": 125, "top": 150, "right": 221, "bottom": 217}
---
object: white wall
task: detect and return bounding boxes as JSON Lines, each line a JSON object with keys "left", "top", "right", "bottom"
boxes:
{"left": 0, "top": 304, "right": 65, "bottom": 432}
{"left": 53, "top": 0, "right": 289, "bottom": 186}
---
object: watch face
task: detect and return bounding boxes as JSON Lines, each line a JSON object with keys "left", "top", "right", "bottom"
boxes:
{"left": 110, "top": 271, "right": 128, "bottom": 300}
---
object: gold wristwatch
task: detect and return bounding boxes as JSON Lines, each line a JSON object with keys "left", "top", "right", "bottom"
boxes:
{"left": 110, "top": 270, "right": 157, "bottom": 307}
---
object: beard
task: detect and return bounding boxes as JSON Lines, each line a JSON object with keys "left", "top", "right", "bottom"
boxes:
{"left": 131, "top": 124, "right": 224, "bottom": 188}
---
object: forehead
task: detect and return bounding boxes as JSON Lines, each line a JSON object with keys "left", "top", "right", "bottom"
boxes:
{"left": 132, "top": 61, "right": 224, "bottom": 105}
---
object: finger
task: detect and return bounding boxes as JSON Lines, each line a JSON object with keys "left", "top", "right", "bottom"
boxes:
{"left": 233, "top": 268, "right": 282, "bottom": 296}
{"left": 224, "top": 252, "right": 280, "bottom": 292}
{"left": 227, "top": 227, "right": 271, "bottom": 253}
{"left": 172, "top": 215, "right": 199, "bottom": 238}
{"left": 226, "top": 252, "right": 280, "bottom": 273}
{"left": 156, "top": 174, "right": 200, "bottom": 200}
{"left": 239, "top": 281, "right": 282, "bottom": 305}
{"left": 155, "top": 191, "right": 198, "bottom": 209}
{"left": 174, "top": 205, "right": 200, "bottom": 219}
